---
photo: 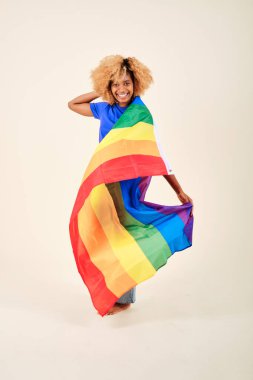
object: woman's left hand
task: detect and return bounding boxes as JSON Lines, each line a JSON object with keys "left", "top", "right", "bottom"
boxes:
{"left": 177, "top": 191, "right": 194, "bottom": 217}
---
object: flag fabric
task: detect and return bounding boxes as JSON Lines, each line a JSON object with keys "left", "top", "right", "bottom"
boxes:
{"left": 69, "top": 96, "right": 194, "bottom": 317}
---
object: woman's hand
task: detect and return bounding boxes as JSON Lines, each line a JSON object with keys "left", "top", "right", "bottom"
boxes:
{"left": 162, "top": 175, "right": 194, "bottom": 216}
{"left": 177, "top": 190, "right": 194, "bottom": 217}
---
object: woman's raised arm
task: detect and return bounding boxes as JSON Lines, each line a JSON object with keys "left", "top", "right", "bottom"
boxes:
{"left": 68, "top": 91, "right": 100, "bottom": 117}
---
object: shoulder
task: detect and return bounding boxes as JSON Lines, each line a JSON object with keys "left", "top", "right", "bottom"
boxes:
{"left": 89, "top": 101, "right": 110, "bottom": 119}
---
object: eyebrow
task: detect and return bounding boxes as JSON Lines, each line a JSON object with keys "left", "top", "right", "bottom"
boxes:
{"left": 113, "top": 79, "right": 131, "bottom": 84}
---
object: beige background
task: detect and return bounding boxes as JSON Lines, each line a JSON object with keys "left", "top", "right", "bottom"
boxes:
{"left": 1, "top": 0, "right": 252, "bottom": 379}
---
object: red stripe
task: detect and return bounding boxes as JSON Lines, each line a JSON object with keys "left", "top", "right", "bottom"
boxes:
{"left": 69, "top": 154, "right": 168, "bottom": 223}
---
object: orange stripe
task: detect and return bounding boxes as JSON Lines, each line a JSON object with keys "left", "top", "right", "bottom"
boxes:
{"left": 78, "top": 187, "right": 136, "bottom": 297}
{"left": 82, "top": 139, "right": 160, "bottom": 182}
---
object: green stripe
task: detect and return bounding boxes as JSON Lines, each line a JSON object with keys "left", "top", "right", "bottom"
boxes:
{"left": 112, "top": 104, "right": 153, "bottom": 130}
{"left": 105, "top": 182, "right": 172, "bottom": 270}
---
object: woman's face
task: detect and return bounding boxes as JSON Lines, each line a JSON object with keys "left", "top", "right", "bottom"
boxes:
{"left": 110, "top": 72, "right": 134, "bottom": 106}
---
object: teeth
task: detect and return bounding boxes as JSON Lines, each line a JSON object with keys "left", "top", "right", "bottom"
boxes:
{"left": 118, "top": 93, "right": 129, "bottom": 97}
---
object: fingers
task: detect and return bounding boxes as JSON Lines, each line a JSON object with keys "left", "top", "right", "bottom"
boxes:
{"left": 178, "top": 192, "right": 194, "bottom": 216}
{"left": 189, "top": 199, "right": 194, "bottom": 217}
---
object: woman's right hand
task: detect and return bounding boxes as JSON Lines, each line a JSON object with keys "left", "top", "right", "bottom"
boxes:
{"left": 177, "top": 190, "right": 194, "bottom": 216}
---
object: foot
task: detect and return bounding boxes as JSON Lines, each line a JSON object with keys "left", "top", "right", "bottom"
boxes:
{"left": 106, "top": 302, "right": 131, "bottom": 315}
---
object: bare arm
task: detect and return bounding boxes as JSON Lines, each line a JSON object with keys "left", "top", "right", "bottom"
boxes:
{"left": 163, "top": 174, "right": 183, "bottom": 194}
{"left": 163, "top": 174, "right": 194, "bottom": 216}
{"left": 67, "top": 91, "right": 100, "bottom": 116}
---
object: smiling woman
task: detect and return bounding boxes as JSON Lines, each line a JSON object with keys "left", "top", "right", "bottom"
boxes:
{"left": 68, "top": 55, "right": 194, "bottom": 317}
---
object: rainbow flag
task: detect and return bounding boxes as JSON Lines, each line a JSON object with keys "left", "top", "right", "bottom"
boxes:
{"left": 69, "top": 96, "right": 194, "bottom": 317}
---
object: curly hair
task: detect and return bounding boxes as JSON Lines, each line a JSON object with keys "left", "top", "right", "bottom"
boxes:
{"left": 89, "top": 55, "right": 154, "bottom": 105}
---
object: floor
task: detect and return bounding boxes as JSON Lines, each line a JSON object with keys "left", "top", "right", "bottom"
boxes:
{"left": 1, "top": 265, "right": 252, "bottom": 380}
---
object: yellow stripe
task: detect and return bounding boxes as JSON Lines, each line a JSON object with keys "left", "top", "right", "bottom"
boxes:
{"left": 82, "top": 139, "right": 160, "bottom": 182}
{"left": 95, "top": 122, "right": 155, "bottom": 153}
{"left": 89, "top": 183, "right": 156, "bottom": 283}
{"left": 78, "top": 188, "right": 136, "bottom": 297}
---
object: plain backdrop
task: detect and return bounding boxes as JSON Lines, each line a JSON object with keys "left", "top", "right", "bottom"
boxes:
{"left": 1, "top": 0, "right": 252, "bottom": 379}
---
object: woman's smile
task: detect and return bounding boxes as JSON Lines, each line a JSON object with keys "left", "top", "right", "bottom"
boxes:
{"left": 116, "top": 92, "right": 130, "bottom": 99}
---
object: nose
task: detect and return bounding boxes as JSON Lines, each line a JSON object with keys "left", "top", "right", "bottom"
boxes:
{"left": 118, "top": 83, "right": 128, "bottom": 92}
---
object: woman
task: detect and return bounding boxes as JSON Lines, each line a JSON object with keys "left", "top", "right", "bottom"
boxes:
{"left": 68, "top": 55, "right": 194, "bottom": 316}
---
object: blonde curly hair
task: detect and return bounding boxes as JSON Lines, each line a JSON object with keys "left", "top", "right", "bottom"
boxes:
{"left": 90, "top": 55, "right": 154, "bottom": 105}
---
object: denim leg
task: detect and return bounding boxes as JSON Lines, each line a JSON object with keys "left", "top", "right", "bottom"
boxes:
{"left": 116, "top": 286, "right": 136, "bottom": 304}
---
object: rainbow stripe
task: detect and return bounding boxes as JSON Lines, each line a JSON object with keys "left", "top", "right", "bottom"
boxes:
{"left": 69, "top": 96, "right": 193, "bottom": 316}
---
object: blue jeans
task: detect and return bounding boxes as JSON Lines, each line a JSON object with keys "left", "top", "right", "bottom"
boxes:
{"left": 116, "top": 286, "right": 136, "bottom": 304}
